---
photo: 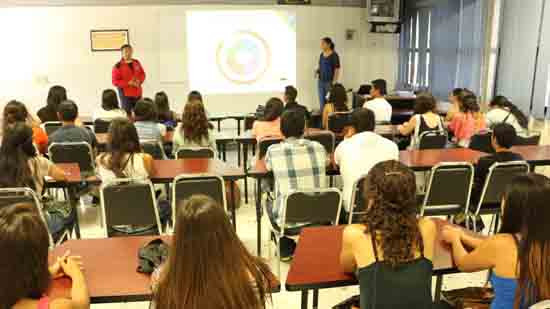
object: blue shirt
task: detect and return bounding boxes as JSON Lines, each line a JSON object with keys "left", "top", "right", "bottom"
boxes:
{"left": 490, "top": 273, "right": 519, "bottom": 309}
{"left": 318, "top": 52, "right": 340, "bottom": 82}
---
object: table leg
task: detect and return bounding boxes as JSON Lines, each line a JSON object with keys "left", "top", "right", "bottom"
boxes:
{"left": 222, "top": 142, "right": 227, "bottom": 162}
{"left": 313, "top": 289, "right": 319, "bottom": 309}
{"left": 256, "top": 177, "right": 262, "bottom": 256}
{"left": 69, "top": 187, "right": 81, "bottom": 239}
{"left": 237, "top": 142, "right": 241, "bottom": 167}
{"left": 230, "top": 180, "right": 237, "bottom": 231}
{"left": 237, "top": 119, "right": 241, "bottom": 135}
{"left": 217, "top": 120, "right": 221, "bottom": 132}
{"left": 434, "top": 274, "right": 443, "bottom": 301}
{"left": 301, "top": 290, "right": 309, "bottom": 309}
{"left": 243, "top": 143, "right": 249, "bottom": 204}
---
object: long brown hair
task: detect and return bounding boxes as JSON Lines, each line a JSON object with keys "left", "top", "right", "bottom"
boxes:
{"left": 362, "top": 160, "right": 421, "bottom": 267}
{"left": 0, "top": 123, "right": 38, "bottom": 190}
{"left": 3, "top": 100, "right": 30, "bottom": 133}
{"left": 0, "top": 203, "right": 51, "bottom": 308}
{"left": 101, "top": 118, "right": 142, "bottom": 178}
{"left": 181, "top": 100, "right": 213, "bottom": 144}
{"left": 154, "top": 195, "right": 272, "bottom": 309}
{"left": 512, "top": 174, "right": 550, "bottom": 308}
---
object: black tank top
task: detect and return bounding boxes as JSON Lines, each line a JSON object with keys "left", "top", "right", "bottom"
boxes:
{"left": 357, "top": 225, "right": 435, "bottom": 309}
{"left": 418, "top": 115, "right": 440, "bottom": 135}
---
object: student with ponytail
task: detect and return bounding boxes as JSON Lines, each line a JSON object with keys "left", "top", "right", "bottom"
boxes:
{"left": 487, "top": 96, "right": 529, "bottom": 134}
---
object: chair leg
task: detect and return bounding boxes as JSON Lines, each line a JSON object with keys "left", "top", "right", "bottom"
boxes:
{"left": 276, "top": 235, "right": 281, "bottom": 280}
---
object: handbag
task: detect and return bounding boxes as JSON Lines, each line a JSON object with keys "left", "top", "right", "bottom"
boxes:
{"left": 442, "top": 287, "right": 494, "bottom": 309}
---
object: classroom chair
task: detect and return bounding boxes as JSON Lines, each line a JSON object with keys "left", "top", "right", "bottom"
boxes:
{"left": 473, "top": 161, "right": 530, "bottom": 233}
{"left": 515, "top": 130, "right": 541, "bottom": 146}
{"left": 420, "top": 162, "right": 474, "bottom": 217}
{"left": 418, "top": 130, "right": 448, "bottom": 149}
{"left": 175, "top": 147, "right": 215, "bottom": 159}
{"left": 48, "top": 142, "right": 95, "bottom": 176}
{"left": 469, "top": 132, "right": 495, "bottom": 153}
{"left": 93, "top": 119, "right": 111, "bottom": 134}
{"left": 327, "top": 112, "right": 352, "bottom": 134}
{"left": 347, "top": 175, "right": 368, "bottom": 224}
{"left": 42, "top": 121, "right": 63, "bottom": 136}
{"left": 141, "top": 140, "right": 168, "bottom": 160}
{"left": 99, "top": 178, "right": 162, "bottom": 237}
{"left": 258, "top": 137, "right": 283, "bottom": 159}
{"left": 268, "top": 188, "right": 342, "bottom": 279}
{"left": 306, "top": 131, "right": 335, "bottom": 154}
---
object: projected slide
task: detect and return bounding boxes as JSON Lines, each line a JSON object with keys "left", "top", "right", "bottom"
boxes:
{"left": 187, "top": 10, "right": 297, "bottom": 94}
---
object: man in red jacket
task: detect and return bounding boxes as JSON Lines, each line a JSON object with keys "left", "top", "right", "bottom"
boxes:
{"left": 112, "top": 44, "right": 146, "bottom": 115}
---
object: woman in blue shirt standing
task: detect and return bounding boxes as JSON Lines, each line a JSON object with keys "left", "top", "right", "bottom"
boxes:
{"left": 316, "top": 37, "right": 341, "bottom": 112}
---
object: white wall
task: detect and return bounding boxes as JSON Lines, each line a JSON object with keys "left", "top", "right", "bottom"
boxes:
{"left": 0, "top": 5, "right": 398, "bottom": 117}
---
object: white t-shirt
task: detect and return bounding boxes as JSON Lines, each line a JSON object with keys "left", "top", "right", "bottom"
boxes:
{"left": 334, "top": 131, "right": 399, "bottom": 211}
{"left": 363, "top": 97, "right": 393, "bottom": 123}
{"left": 96, "top": 153, "right": 149, "bottom": 182}
{"left": 486, "top": 108, "right": 525, "bottom": 134}
{"left": 93, "top": 108, "right": 128, "bottom": 121}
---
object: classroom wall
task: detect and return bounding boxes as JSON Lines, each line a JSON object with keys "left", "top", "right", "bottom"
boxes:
{"left": 0, "top": 5, "right": 398, "bottom": 118}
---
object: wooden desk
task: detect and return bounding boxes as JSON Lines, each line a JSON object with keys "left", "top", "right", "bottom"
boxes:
{"left": 510, "top": 145, "right": 550, "bottom": 167}
{"left": 399, "top": 148, "right": 485, "bottom": 171}
{"left": 286, "top": 220, "right": 457, "bottom": 309}
{"left": 48, "top": 236, "right": 280, "bottom": 303}
{"left": 208, "top": 112, "right": 255, "bottom": 135}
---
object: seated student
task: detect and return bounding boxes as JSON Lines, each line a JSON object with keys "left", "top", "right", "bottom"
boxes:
{"left": 322, "top": 83, "right": 350, "bottom": 129}
{"left": 49, "top": 101, "right": 97, "bottom": 152}
{"left": 252, "top": 98, "right": 284, "bottom": 142}
{"left": 445, "top": 88, "right": 465, "bottom": 122}
{"left": 335, "top": 109, "right": 399, "bottom": 218}
{"left": 172, "top": 99, "right": 216, "bottom": 155}
{"left": 0, "top": 203, "right": 89, "bottom": 309}
{"left": 363, "top": 79, "right": 392, "bottom": 123}
{"left": 340, "top": 160, "right": 440, "bottom": 309}
{"left": 3, "top": 100, "right": 49, "bottom": 154}
{"left": 398, "top": 93, "right": 445, "bottom": 149}
{"left": 154, "top": 91, "right": 177, "bottom": 129}
{"left": 448, "top": 94, "right": 484, "bottom": 147}
{"left": 93, "top": 89, "right": 127, "bottom": 121}
{"left": 188, "top": 90, "right": 203, "bottom": 103}
{"left": 283, "top": 85, "right": 310, "bottom": 119}
{"left": 152, "top": 195, "right": 272, "bottom": 309}
{"left": 38, "top": 85, "right": 68, "bottom": 123}
{"left": 487, "top": 95, "right": 529, "bottom": 134}
{"left": 265, "top": 109, "right": 327, "bottom": 260}
{"left": 471, "top": 123, "right": 523, "bottom": 203}
{"left": 133, "top": 99, "right": 167, "bottom": 143}
{"left": 442, "top": 174, "right": 550, "bottom": 309}
{"left": 0, "top": 123, "right": 71, "bottom": 239}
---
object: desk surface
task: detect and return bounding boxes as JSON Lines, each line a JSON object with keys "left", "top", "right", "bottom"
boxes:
{"left": 510, "top": 145, "right": 550, "bottom": 166}
{"left": 285, "top": 219, "right": 456, "bottom": 291}
{"left": 48, "top": 236, "right": 280, "bottom": 303}
{"left": 399, "top": 148, "right": 485, "bottom": 171}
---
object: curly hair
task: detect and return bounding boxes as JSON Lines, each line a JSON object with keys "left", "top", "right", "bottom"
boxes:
{"left": 181, "top": 100, "right": 213, "bottom": 144}
{"left": 362, "top": 160, "right": 421, "bottom": 267}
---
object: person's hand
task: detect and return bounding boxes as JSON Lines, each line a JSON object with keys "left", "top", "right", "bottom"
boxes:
{"left": 59, "top": 254, "right": 85, "bottom": 279}
{"left": 442, "top": 226, "right": 463, "bottom": 244}
{"left": 49, "top": 251, "right": 70, "bottom": 279}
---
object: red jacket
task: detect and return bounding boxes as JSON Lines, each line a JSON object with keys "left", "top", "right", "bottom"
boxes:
{"left": 112, "top": 59, "right": 146, "bottom": 98}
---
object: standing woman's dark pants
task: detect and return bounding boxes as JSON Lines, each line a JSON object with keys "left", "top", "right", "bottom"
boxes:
{"left": 117, "top": 88, "right": 140, "bottom": 116}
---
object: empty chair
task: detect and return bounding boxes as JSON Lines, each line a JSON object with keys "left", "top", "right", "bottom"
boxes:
{"left": 515, "top": 131, "right": 541, "bottom": 146}
{"left": 472, "top": 161, "right": 530, "bottom": 232}
{"left": 469, "top": 132, "right": 495, "bottom": 153}
{"left": 171, "top": 174, "right": 226, "bottom": 224}
{"left": 420, "top": 162, "right": 474, "bottom": 217}
{"left": 141, "top": 140, "right": 167, "bottom": 160}
{"left": 258, "top": 137, "right": 283, "bottom": 159}
{"left": 48, "top": 142, "right": 95, "bottom": 176}
{"left": 305, "top": 131, "right": 335, "bottom": 154}
{"left": 418, "top": 130, "right": 448, "bottom": 149}
{"left": 42, "top": 121, "right": 63, "bottom": 136}
{"left": 268, "top": 188, "right": 342, "bottom": 277}
{"left": 327, "top": 112, "right": 352, "bottom": 134}
{"left": 175, "top": 147, "right": 215, "bottom": 159}
{"left": 93, "top": 119, "right": 111, "bottom": 134}
{"left": 100, "top": 178, "right": 162, "bottom": 237}
{"left": 347, "top": 175, "right": 368, "bottom": 224}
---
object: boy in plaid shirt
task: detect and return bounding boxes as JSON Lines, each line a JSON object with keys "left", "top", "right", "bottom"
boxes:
{"left": 265, "top": 109, "right": 327, "bottom": 260}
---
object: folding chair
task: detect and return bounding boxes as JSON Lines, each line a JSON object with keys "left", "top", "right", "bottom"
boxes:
{"left": 472, "top": 161, "right": 530, "bottom": 233}
{"left": 469, "top": 132, "right": 495, "bottom": 153}
{"left": 141, "top": 140, "right": 167, "bottom": 160}
{"left": 171, "top": 174, "right": 226, "bottom": 225}
{"left": 258, "top": 137, "right": 283, "bottom": 159}
{"left": 268, "top": 188, "right": 342, "bottom": 278}
{"left": 0, "top": 188, "right": 56, "bottom": 247}
{"left": 42, "top": 121, "right": 63, "bottom": 136}
{"left": 48, "top": 142, "right": 95, "bottom": 176}
{"left": 327, "top": 112, "right": 352, "bottom": 134}
{"left": 175, "top": 147, "right": 215, "bottom": 159}
{"left": 515, "top": 131, "right": 541, "bottom": 146}
{"left": 418, "top": 130, "right": 448, "bottom": 149}
{"left": 420, "top": 162, "right": 474, "bottom": 217}
{"left": 306, "top": 131, "right": 335, "bottom": 154}
{"left": 347, "top": 175, "right": 368, "bottom": 224}
{"left": 99, "top": 178, "right": 162, "bottom": 237}
{"left": 93, "top": 119, "right": 111, "bottom": 134}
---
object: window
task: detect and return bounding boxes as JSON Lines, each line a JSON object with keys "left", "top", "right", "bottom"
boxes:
{"left": 399, "top": 7, "right": 432, "bottom": 91}
{"left": 486, "top": 0, "right": 501, "bottom": 100}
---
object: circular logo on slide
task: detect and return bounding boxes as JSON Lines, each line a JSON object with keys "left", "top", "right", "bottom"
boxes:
{"left": 216, "top": 30, "right": 271, "bottom": 85}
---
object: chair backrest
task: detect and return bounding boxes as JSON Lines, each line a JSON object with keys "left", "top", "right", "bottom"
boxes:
{"left": 421, "top": 162, "right": 475, "bottom": 216}
{"left": 419, "top": 130, "right": 448, "bottom": 149}
{"left": 244, "top": 115, "right": 257, "bottom": 131}
{"left": 515, "top": 131, "right": 541, "bottom": 146}
{"left": 281, "top": 188, "right": 342, "bottom": 230}
{"left": 258, "top": 138, "right": 283, "bottom": 159}
{"left": 348, "top": 175, "right": 368, "bottom": 224}
{"left": 305, "top": 132, "right": 335, "bottom": 154}
{"left": 476, "top": 161, "right": 530, "bottom": 213}
{"left": 48, "top": 142, "right": 95, "bottom": 174}
{"left": 42, "top": 122, "right": 63, "bottom": 136}
{"left": 0, "top": 188, "right": 53, "bottom": 247}
{"left": 141, "top": 140, "right": 167, "bottom": 160}
{"left": 100, "top": 178, "right": 161, "bottom": 237}
{"left": 171, "top": 174, "right": 226, "bottom": 223}
{"left": 93, "top": 119, "right": 111, "bottom": 134}
{"left": 327, "top": 112, "right": 352, "bottom": 134}
{"left": 176, "top": 147, "right": 215, "bottom": 159}
{"left": 469, "top": 132, "right": 495, "bottom": 153}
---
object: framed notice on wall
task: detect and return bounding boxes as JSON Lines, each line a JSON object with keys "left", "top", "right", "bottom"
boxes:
{"left": 90, "top": 29, "right": 129, "bottom": 52}
{"left": 367, "top": 0, "right": 400, "bottom": 23}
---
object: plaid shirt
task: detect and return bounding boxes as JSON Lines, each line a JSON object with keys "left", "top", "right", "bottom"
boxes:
{"left": 265, "top": 137, "right": 327, "bottom": 220}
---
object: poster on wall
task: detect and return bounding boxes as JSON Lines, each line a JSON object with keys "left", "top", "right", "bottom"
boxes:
{"left": 90, "top": 29, "right": 129, "bottom": 52}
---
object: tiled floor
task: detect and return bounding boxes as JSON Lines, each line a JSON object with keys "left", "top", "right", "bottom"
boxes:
{"left": 83, "top": 120, "right": 550, "bottom": 309}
